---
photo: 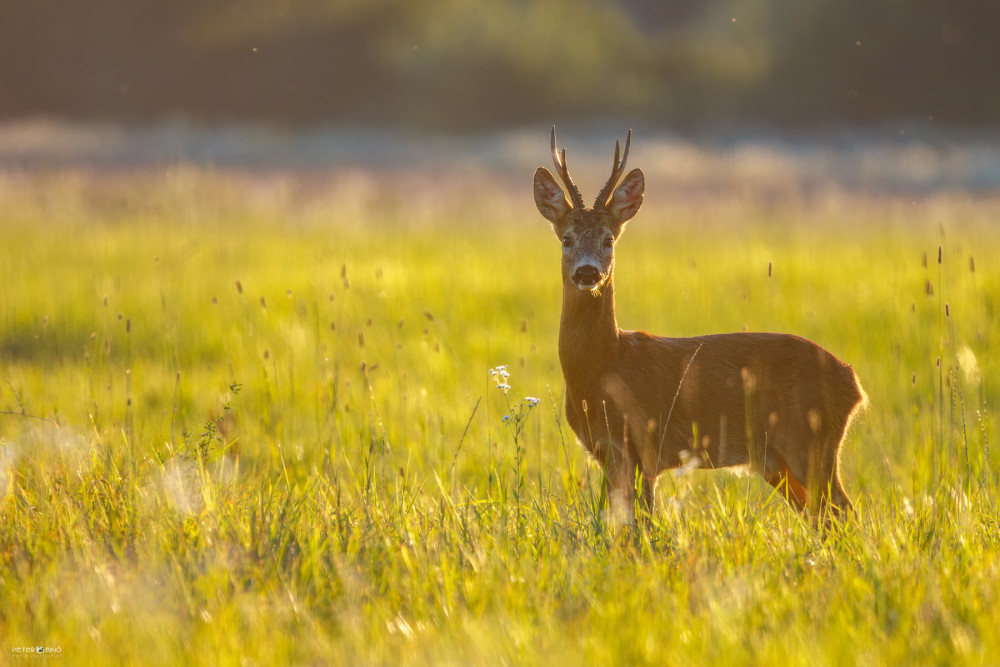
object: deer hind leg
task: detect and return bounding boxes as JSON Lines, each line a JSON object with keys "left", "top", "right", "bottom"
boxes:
{"left": 785, "top": 425, "right": 854, "bottom": 524}
{"left": 763, "top": 453, "right": 809, "bottom": 512}
{"left": 815, "top": 431, "right": 854, "bottom": 520}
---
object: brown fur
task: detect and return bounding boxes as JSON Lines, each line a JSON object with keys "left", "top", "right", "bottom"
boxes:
{"left": 535, "top": 128, "right": 866, "bottom": 525}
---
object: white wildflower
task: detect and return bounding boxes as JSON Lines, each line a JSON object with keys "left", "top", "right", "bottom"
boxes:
{"left": 488, "top": 365, "right": 512, "bottom": 391}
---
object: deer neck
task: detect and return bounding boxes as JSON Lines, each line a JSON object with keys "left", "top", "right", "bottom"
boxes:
{"left": 558, "top": 273, "right": 620, "bottom": 385}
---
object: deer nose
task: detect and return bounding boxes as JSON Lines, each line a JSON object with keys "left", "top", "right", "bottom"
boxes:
{"left": 573, "top": 265, "right": 602, "bottom": 288}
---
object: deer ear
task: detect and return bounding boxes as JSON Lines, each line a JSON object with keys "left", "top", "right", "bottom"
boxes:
{"left": 608, "top": 168, "right": 644, "bottom": 226}
{"left": 534, "top": 167, "right": 571, "bottom": 224}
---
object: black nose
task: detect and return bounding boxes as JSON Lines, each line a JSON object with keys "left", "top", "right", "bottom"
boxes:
{"left": 573, "top": 265, "right": 601, "bottom": 285}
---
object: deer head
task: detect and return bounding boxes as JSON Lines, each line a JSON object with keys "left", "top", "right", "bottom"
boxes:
{"left": 533, "top": 126, "right": 645, "bottom": 291}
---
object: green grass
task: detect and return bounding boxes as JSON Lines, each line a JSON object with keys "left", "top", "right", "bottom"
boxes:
{"left": 1, "top": 169, "right": 999, "bottom": 665}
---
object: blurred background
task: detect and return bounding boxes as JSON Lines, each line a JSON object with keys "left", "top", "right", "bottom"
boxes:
{"left": 0, "top": 0, "right": 1000, "bottom": 157}
{"left": 2, "top": 0, "right": 999, "bottom": 183}
{"left": 4, "top": 0, "right": 1000, "bottom": 130}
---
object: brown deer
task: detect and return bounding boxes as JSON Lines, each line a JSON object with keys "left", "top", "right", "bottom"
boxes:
{"left": 533, "top": 127, "right": 867, "bottom": 526}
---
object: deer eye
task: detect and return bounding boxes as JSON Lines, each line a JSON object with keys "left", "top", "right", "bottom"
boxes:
{"left": 603, "top": 236, "right": 614, "bottom": 249}
{"left": 562, "top": 235, "right": 572, "bottom": 248}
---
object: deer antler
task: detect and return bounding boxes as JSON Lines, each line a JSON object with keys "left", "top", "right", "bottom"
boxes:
{"left": 550, "top": 126, "right": 585, "bottom": 210}
{"left": 594, "top": 129, "right": 631, "bottom": 210}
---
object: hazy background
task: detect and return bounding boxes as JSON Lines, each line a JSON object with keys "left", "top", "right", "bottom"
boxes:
{"left": 4, "top": 0, "right": 1000, "bottom": 129}
{"left": 2, "top": 0, "right": 1000, "bottom": 193}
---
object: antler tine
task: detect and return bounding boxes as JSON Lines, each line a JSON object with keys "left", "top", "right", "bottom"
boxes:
{"left": 550, "top": 126, "right": 585, "bottom": 210}
{"left": 595, "top": 129, "right": 632, "bottom": 210}
{"left": 550, "top": 126, "right": 560, "bottom": 170}
{"left": 550, "top": 125, "right": 561, "bottom": 169}
{"left": 619, "top": 129, "right": 631, "bottom": 174}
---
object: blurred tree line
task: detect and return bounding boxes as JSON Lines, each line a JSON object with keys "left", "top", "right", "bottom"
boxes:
{"left": 2, "top": 0, "right": 998, "bottom": 129}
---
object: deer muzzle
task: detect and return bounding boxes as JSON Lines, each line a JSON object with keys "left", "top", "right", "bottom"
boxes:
{"left": 572, "top": 265, "right": 604, "bottom": 290}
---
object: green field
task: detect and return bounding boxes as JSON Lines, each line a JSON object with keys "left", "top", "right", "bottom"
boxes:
{"left": 2, "top": 168, "right": 999, "bottom": 665}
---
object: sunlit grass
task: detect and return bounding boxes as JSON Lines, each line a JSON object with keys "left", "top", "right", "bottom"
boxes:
{"left": 1, "top": 169, "right": 999, "bottom": 665}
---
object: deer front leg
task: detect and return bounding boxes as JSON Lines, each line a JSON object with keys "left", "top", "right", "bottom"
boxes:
{"left": 602, "top": 436, "right": 651, "bottom": 527}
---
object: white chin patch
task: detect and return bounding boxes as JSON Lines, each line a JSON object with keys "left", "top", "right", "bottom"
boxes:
{"left": 574, "top": 281, "right": 600, "bottom": 291}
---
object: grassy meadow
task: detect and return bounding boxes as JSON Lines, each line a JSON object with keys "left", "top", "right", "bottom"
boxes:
{"left": 1, "top": 165, "right": 999, "bottom": 665}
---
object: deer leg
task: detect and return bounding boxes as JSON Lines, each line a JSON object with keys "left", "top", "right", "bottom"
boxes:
{"left": 764, "top": 454, "right": 809, "bottom": 512}
{"left": 822, "top": 473, "right": 854, "bottom": 519}
{"left": 804, "top": 422, "right": 855, "bottom": 523}
{"left": 780, "top": 433, "right": 854, "bottom": 525}
{"left": 817, "top": 439, "right": 854, "bottom": 521}
{"left": 625, "top": 420, "right": 656, "bottom": 517}
{"left": 602, "top": 432, "right": 648, "bottom": 527}
{"left": 639, "top": 474, "right": 655, "bottom": 514}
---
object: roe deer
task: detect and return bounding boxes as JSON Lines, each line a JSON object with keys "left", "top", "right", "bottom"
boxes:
{"left": 533, "top": 127, "right": 867, "bottom": 526}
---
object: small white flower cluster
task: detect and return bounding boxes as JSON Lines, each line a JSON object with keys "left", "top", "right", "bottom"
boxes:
{"left": 489, "top": 365, "right": 542, "bottom": 432}
{"left": 488, "top": 365, "right": 511, "bottom": 394}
